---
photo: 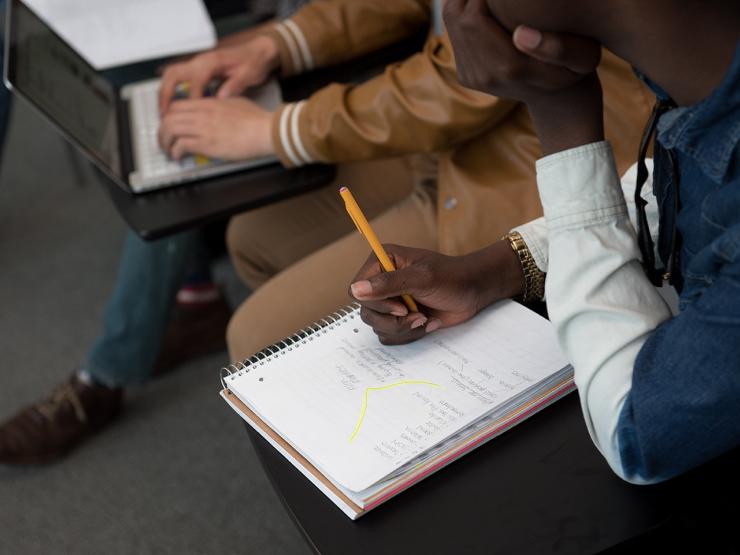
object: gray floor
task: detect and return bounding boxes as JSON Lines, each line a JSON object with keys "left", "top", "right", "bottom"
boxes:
{"left": 0, "top": 101, "right": 310, "bottom": 554}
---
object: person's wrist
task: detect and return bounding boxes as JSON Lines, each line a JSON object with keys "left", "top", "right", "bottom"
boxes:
{"left": 256, "top": 111, "right": 277, "bottom": 157}
{"left": 464, "top": 241, "right": 524, "bottom": 311}
{"left": 501, "top": 232, "right": 545, "bottom": 304}
{"left": 526, "top": 75, "right": 604, "bottom": 156}
{"left": 529, "top": 106, "right": 604, "bottom": 156}
{"left": 235, "top": 108, "right": 276, "bottom": 159}
{"left": 250, "top": 34, "right": 281, "bottom": 74}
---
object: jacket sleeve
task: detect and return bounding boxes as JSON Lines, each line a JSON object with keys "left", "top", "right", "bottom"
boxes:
{"left": 535, "top": 142, "right": 675, "bottom": 484}
{"left": 271, "top": 31, "right": 519, "bottom": 167}
{"left": 514, "top": 160, "right": 661, "bottom": 273}
{"left": 265, "top": 0, "right": 430, "bottom": 76}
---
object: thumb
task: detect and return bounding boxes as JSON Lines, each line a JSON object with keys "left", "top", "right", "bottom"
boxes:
{"left": 350, "top": 266, "right": 429, "bottom": 302}
{"left": 512, "top": 25, "right": 601, "bottom": 75}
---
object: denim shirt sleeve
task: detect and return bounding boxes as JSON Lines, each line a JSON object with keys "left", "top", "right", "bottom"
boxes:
{"left": 615, "top": 41, "right": 740, "bottom": 482}
{"left": 616, "top": 178, "right": 740, "bottom": 483}
{"left": 536, "top": 142, "right": 673, "bottom": 484}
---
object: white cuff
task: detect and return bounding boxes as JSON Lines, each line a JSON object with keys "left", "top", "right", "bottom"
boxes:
{"left": 278, "top": 101, "right": 313, "bottom": 167}
{"left": 536, "top": 141, "right": 627, "bottom": 230}
{"left": 284, "top": 19, "right": 314, "bottom": 70}
{"left": 274, "top": 19, "right": 314, "bottom": 73}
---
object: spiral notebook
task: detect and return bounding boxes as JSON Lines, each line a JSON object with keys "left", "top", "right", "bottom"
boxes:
{"left": 220, "top": 300, "right": 574, "bottom": 519}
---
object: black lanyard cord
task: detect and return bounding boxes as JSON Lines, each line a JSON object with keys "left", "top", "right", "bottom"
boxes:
{"left": 634, "top": 99, "right": 679, "bottom": 286}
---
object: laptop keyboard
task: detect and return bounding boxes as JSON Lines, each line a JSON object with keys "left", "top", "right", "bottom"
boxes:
{"left": 128, "top": 80, "right": 208, "bottom": 179}
{"left": 122, "top": 77, "right": 281, "bottom": 191}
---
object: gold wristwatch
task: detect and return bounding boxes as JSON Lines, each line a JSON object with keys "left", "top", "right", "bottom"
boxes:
{"left": 502, "top": 231, "right": 545, "bottom": 304}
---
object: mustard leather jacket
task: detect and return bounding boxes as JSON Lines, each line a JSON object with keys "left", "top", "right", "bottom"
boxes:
{"left": 265, "top": 0, "right": 654, "bottom": 255}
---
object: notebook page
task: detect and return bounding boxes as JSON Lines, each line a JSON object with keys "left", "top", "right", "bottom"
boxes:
{"left": 24, "top": 0, "right": 216, "bottom": 69}
{"left": 226, "top": 300, "right": 568, "bottom": 492}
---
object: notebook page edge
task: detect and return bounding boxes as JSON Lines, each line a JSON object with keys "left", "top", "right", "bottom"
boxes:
{"left": 220, "top": 389, "right": 363, "bottom": 520}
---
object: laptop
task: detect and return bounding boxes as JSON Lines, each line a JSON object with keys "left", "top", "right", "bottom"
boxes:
{"left": 3, "top": 0, "right": 281, "bottom": 193}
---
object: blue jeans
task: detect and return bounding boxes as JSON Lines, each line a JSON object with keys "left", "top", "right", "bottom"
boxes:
{"left": 85, "top": 229, "right": 210, "bottom": 388}
{"left": 84, "top": 29, "right": 216, "bottom": 388}
{"left": 1, "top": 0, "right": 215, "bottom": 388}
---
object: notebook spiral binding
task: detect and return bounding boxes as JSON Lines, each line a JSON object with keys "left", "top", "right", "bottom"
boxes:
{"left": 220, "top": 302, "right": 360, "bottom": 390}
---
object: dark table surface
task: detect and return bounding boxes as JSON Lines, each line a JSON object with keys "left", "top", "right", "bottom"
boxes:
{"left": 246, "top": 393, "right": 675, "bottom": 555}
{"left": 246, "top": 390, "right": 740, "bottom": 554}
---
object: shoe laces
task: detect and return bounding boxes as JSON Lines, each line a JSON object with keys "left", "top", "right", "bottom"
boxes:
{"left": 36, "top": 382, "right": 88, "bottom": 423}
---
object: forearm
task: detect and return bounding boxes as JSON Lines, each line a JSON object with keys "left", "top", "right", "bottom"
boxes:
{"left": 526, "top": 74, "right": 604, "bottom": 157}
{"left": 617, "top": 270, "right": 740, "bottom": 482}
{"left": 466, "top": 241, "right": 525, "bottom": 310}
{"left": 266, "top": 0, "right": 430, "bottom": 77}
{"left": 271, "top": 33, "right": 518, "bottom": 166}
{"left": 536, "top": 142, "right": 673, "bottom": 482}
{"left": 515, "top": 159, "right": 660, "bottom": 274}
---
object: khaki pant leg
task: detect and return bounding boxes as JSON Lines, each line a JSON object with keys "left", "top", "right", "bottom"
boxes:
{"left": 226, "top": 157, "right": 415, "bottom": 290}
{"left": 226, "top": 182, "right": 438, "bottom": 362}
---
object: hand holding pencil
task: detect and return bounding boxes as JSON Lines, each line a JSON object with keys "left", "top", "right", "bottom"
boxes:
{"left": 342, "top": 186, "right": 523, "bottom": 345}
{"left": 340, "top": 187, "right": 419, "bottom": 313}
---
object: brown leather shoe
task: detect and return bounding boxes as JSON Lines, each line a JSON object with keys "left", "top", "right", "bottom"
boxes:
{"left": 152, "top": 292, "right": 232, "bottom": 375}
{"left": 0, "top": 375, "right": 122, "bottom": 465}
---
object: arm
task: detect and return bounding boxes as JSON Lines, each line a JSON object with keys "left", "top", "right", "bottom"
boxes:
{"left": 159, "top": 0, "right": 428, "bottom": 110}
{"left": 349, "top": 241, "right": 525, "bottom": 344}
{"left": 516, "top": 159, "right": 660, "bottom": 273}
{"left": 536, "top": 143, "right": 672, "bottom": 482}
{"left": 158, "top": 29, "right": 514, "bottom": 165}
{"left": 272, "top": 32, "right": 518, "bottom": 167}
{"left": 443, "top": 1, "right": 740, "bottom": 483}
{"left": 347, "top": 160, "right": 660, "bottom": 342}
{"left": 158, "top": 1, "right": 464, "bottom": 164}
{"left": 266, "top": 0, "right": 430, "bottom": 76}
{"left": 538, "top": 143, "right": 740, "bottom": 484}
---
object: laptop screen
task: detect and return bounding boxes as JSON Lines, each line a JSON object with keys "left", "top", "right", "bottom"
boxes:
{"left": 5, "top": 0, "right": 122, "bottom": 178}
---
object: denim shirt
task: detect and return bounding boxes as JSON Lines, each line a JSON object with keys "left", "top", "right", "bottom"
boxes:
{"left": 616, "top": 41, "right": 740, "bottom": 481}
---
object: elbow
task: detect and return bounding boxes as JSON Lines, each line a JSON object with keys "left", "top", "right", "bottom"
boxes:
{"left": 610, "top": 400, "right": 689, "bottom": 486}
{"left": 608, "top": 458, "right": 665, "bottom": 486}
{"left": 581, "top": 388, "right": 674, "bottom": 486}
{"left": 594, "top": 432, "right": 668, "bottom": 486}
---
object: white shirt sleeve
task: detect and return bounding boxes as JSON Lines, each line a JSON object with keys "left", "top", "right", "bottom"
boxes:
{"left": 513, "top": 159, "right": 660, "bottom": 274}
{"left": 534, "top": 141, "right": 672, "bottom": 483}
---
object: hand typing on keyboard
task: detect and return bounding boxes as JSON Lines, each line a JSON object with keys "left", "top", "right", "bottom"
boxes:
{"left": 168, "top": 79, "right": 223, "bottom": 164}
{"left": 158, "top": 34, "right": 280, "bottom": 113}
{"left": 158, "top": 96, "right": 275, "bottom": 161}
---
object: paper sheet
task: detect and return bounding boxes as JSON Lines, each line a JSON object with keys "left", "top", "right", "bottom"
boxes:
{"left": 226, "top": 301, "right": 569, "bottom": 493}
{"left": 23, "top": 0, "right": 216, "bottom": 69}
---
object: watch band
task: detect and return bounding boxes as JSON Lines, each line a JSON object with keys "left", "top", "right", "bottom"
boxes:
{"left": 502, "top": 231, "right": 546, "bottom": 304}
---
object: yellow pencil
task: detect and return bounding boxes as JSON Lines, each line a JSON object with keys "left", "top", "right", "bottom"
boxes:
{"left": 340, "top": 186, "right": 419, "bottom": 313}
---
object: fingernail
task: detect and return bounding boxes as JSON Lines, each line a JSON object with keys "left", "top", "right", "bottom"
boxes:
{"left": 514, "top": 25, "right": 542, "bottom": 49}
{"left": 425, "top": 318, "right": 442, "bottom": 333}
{"left": 390, "top": 308, "right": 408, "bottom": 317}
{"left": 410, "top": 316, "right": 428, "bottom": 329}
{"left": 350, "top": 280, "right": 372, "bottom": 298}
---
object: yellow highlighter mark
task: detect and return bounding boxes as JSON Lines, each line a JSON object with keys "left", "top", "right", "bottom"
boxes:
{"left": 348, "top": 380, "right": 440, "bottom": 443}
